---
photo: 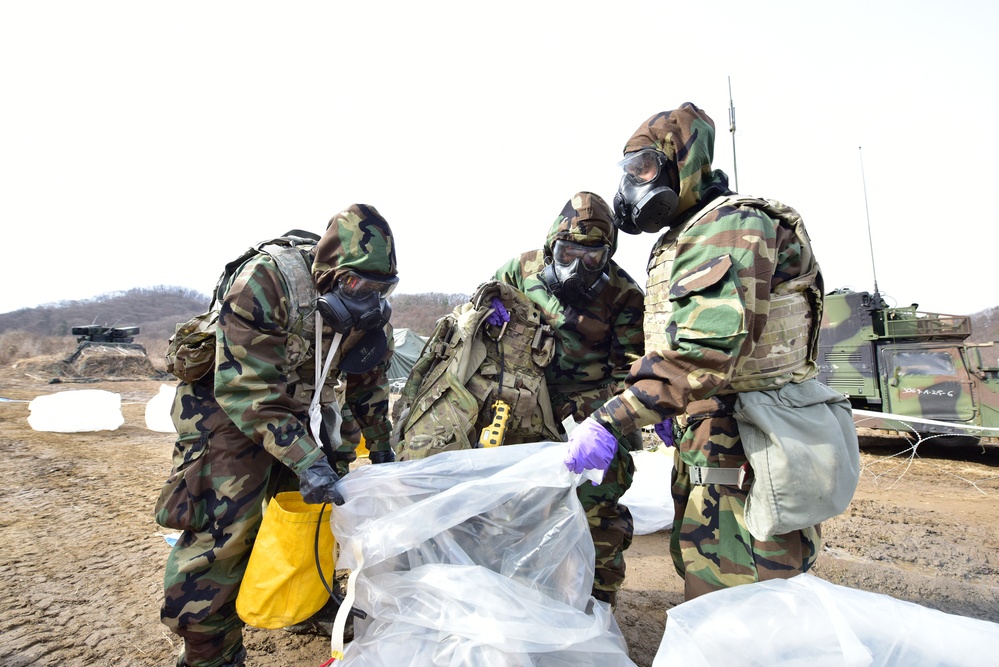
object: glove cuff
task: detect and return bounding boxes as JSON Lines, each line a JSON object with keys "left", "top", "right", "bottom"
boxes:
{"left": 368, "top": 450, "right": 396, "bottom": 464}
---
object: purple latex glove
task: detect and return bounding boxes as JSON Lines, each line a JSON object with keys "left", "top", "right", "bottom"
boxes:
{"left": 564, "top": 417, "right": 618, "bottom": 478}
{"left": 485, "top": 297, "right": 510, "bottom": 326}
{"left": 653, "top": 418, "right": 674, "bottom": 447}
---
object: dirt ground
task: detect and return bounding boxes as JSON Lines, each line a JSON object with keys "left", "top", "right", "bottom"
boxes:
{"left": 1, "top": 372, "right": 997, "bottom": 667}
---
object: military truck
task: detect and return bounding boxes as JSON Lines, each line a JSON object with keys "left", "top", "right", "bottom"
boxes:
{"left": 817, "top": 289, "right": 999, "bottom": 445}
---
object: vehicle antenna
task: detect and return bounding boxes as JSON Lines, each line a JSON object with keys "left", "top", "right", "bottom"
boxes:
{"left": 859, "top": 146, "right": 881, "bottom": 298}
{"left": 728, "top": 76, "right": 739, "bottom": 192}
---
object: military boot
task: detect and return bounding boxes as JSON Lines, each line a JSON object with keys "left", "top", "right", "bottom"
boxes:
{"left": 176, "top": 638, "right": 245, "bottom": 667}
{"left": 282, "top": 595, "right": 353, "bottom": 640}
{"left": 592, "top": 588, "right": 617, "bottom": 610}
{"left": 221, "top": 646, "right": 246, "bottom": 667}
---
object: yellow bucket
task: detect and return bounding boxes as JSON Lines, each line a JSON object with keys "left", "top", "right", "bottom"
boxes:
{"left": 357, "top": 434, "right": 369, "bottom": 458}
{"left": 236, "top": 492, "right": 336, "bottom": 629}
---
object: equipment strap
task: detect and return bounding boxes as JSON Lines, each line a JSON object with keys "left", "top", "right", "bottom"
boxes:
{"left": 689, "top": 465, "right": 748, "bottom": 488}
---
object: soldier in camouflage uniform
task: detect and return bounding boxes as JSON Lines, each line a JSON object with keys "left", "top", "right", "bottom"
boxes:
{"left": 565, "top": 104, "right": 826, "bottom": 601}
{"left": 154, "top": 204, "right": 398, "bottom": 667}
{"left": 493, "top": 191, "right": 645, "bottom": 607}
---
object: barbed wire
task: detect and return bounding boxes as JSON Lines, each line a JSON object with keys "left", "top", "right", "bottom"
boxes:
{"left": 859, "top": 428, "right": 999, "bottom": 496}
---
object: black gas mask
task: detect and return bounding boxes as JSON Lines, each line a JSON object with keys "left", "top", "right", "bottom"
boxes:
{"left": 316, "top": 270, "right": 398, "bottom": 335}
{"left": 612, "top": 148, "right": 680, "bottom": 235}
{"left": 539, "top": 240, "right": 610, "bottom": 304}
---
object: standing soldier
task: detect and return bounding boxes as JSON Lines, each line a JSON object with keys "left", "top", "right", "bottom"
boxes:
{"left": 493, "top": 191, "right": 645, "bottom": 607}
{"left": 155, "top": 204, "right": 398, "bottom": 667}
{"left": 564, "top": 103, "right": 832, "bottom": 600}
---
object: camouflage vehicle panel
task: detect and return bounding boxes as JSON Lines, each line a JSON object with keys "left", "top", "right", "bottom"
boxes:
{"left": 818, "top": 290, "right": 999, "bottom": 444}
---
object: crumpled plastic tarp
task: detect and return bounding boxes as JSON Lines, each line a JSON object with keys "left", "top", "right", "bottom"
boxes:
{"left": 653, "top": 572, "right": 999, "bottom": 667}
{"left": 331, "top": 440, "right": 637, "bottom": 666}
{"left": 620, "top": 448, "right": 675, "bottom": 535}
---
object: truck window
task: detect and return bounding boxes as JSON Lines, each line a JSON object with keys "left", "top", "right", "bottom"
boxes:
{"left": 895, "top": 351, "right": 957, "bottom": 376}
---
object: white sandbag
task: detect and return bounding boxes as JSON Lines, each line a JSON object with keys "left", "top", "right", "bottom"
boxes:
{"left": 653, "top": 573, "right": 999, "bottom": 667}
{"left": 331, "top": 441, "right": 637, "bottom": 666}
{"left": 620, "top": 448, "right": 675, "bottom": 535}
{"left": 27, "top": 390, "right": 124, "bottom": 432}
{"left": 144, "top": 383, "right": 177, "bottom": 432}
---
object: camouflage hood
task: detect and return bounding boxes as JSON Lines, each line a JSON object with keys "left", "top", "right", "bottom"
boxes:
{"left": 623, "top": 103, "right": 731, "bottom": 219}
{"left": 544, "top": 191, "right": 618, "bottom": 259}
{"left": 312, "top": 203, "right": 398, "bottom": 293}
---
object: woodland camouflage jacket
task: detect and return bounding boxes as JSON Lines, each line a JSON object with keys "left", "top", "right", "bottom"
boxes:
{"left": 591, "top": 104, "right": 824, "bottom": 438}
{"left": 493, "top": 192, "right": 646, "bottom": 422}
{"left": 214, "top": 205, "right": 396, "bottom": 474}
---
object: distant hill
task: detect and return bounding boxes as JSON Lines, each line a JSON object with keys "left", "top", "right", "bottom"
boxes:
{"left": 969, "top": 305, "right": 999, "bottom": 344}
{"left": 0, "top": 286, "right": 211, "bottom": 344}
{"left": 0, "top": 287, "right": 468, "bottom": 342}
{"left": 3, "top": 286, "right": 996, "bottom": 350}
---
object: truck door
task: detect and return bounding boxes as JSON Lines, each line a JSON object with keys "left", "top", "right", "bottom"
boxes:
{"left": 881, "top": 345, "right": 977, "bottom": 422}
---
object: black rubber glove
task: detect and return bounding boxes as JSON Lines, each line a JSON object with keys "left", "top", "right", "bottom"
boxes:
{"left": 298, "top": 456, "right": 344, "bottom": 505}
{"left": 368, "top": 450, "right": 395, "bottom": 464}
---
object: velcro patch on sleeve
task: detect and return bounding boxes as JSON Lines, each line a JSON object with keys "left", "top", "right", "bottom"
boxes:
{"left": 669, "top": 255, "right": 733, "bottom": 300}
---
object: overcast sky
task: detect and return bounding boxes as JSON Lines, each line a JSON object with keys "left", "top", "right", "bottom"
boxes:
{"left": 2, "top": 1, "right": 997, "bottom": 319}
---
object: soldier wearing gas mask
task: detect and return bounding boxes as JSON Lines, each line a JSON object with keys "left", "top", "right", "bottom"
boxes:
{"left": 564, "top": 103, "right": 827, "bottom": 601}
{"left": 492, "top": 191, "right": 645, "bottom": 607}
{"left": 156, "top": 204, "right": 398, "bottom": 667}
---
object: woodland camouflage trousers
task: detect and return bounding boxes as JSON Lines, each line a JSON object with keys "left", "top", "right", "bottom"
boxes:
{"left": 577, "top": 440, "right": 635, "bottom": 607}
{"left": 154, "top": 379, "right": 296, "bottom": 667}
{"left": 670, "top": 398, "right": 821, "bottom": 601}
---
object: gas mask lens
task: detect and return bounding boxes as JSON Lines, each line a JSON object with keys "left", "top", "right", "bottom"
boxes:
{"left": 337, "top": 271, "right": 399, "bottom": 299}
{"left": 553, "top": 241, "right": 609, "bottom": 271}
{"left": 618, "top": 149, "right": 662, "bottom": 185}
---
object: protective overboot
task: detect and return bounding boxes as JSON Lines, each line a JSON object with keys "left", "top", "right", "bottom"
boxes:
{"left": 221, "top": 646, "right": 246, "bottom": 667}
{"left": 177, "top": 645, "right": 245, "bottom": 667}
{"left": 282, "top": 595, "right": 352, "bottom": 640}
{"left": 592, "top": 588, "right": 617, "bottom": 610}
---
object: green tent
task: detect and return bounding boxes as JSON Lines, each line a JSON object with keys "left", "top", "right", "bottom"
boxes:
{"left": 389, "top": 328, "right": 428, "bottom": 388}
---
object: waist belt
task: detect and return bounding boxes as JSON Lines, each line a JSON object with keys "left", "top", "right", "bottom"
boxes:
{"left": 689, "top": 464, "right": 749, "bottom": 489}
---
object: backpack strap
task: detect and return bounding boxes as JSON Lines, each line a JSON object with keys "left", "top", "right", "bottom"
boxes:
{"left": 211, "top": 236, "right": 317, "bottom": 329}
{"left": 258, "top": 241, "right": 317, "bottom": 332}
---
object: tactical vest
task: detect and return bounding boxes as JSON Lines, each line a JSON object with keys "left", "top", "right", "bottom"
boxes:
{"left": 645, "top": 195, "right": 821, "bottom": 393}
{"left": 393, "top": 280, "right": 561, "bottom": 460}
{"left": 166, "top": 236, "right": 325, "bottom": 402}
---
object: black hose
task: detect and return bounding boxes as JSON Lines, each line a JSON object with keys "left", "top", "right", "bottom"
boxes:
{"left": 313, "top": 501, "right": 368, "bottom": 620}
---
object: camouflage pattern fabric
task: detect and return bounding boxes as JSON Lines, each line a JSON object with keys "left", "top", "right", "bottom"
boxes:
{"left": 668, "top": 396, "right": 820, "bottom": 600}
{"left": 394, "top": 280, "right": 561, "bottom": 460}
{"left": 577, "top": 442, "right": 636, "bottom": 605}
{"left": 494, "top": 192, "right": 645, "bottom": 605}
{"left": 312, "top": 203, "right": 397, "bottom": 293}
{"left": 158, "top": 375, "right": 297, "bottom": 667}
{"left": 493, "top": 192, "right": 645, "bottom": 424}
{"left": 591, "top": 104, "right": 826, "bottom": 599}
{"left": 155, "top": 204, "right": 396, "bottom": 667}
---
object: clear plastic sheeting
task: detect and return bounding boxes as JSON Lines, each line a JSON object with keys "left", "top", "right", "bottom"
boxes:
{"left": 620, "top": 448, "right": 675, "bottom": 535}
{"left": 653, "top": 573, "right": 999, "bottom": 667}
{"left": 27, "top": 389, "right": 124, "bottom": 432}
{"left": 331, "top": 441, "right": 637, "bottom": 666}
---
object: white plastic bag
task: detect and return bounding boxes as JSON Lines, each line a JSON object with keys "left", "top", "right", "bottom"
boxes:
{"left": 653, "top": 573, "right": 999, "bottom": 667}
{"left": 620, "top": 448, "right": 675, "bottom": 535}
{"left": 27, "top": 390, "right": 124, "bottom": 432}
{"left": 144, "top": 383, "right": 177, "bottom": 433}
{"left": 331, "top": 441, "right": 637, "bottom": 666}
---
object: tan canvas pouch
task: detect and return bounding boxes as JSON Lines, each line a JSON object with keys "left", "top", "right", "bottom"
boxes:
{"left": 165, "top": 310, "right": 219, "bottom": 383}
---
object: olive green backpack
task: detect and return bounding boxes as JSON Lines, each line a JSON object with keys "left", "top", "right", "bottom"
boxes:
{"left": 165, "top": 232, "right": 319, "bottom": 383}
{"left": 392, "top": 280, "right": 561, "bottom": 460}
